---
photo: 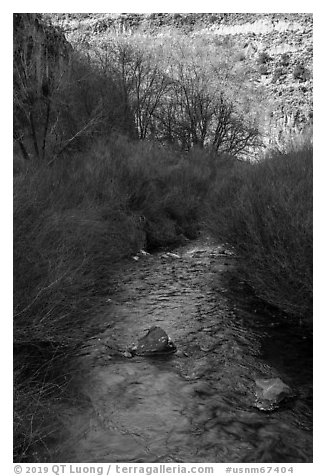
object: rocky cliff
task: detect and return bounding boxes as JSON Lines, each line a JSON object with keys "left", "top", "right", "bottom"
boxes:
{"left": 14, "top": 13, "right": 71, "bottom": 96}
{"left": 48, "top": 13, "right": 313, "bottom": 150}
{"left": 14, "top": 14, "right": 72, "bottom": 160}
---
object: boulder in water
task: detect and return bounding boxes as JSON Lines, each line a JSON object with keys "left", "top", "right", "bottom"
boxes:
{"left": 254, "top": 377, "right": 292, "bottom": 411}
{"left": 134, "top": 326, "right": 176, "bottom": 356}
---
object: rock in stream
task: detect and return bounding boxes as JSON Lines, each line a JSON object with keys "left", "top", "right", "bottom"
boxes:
{"left": 254, "top": 377, "right": 293, "bottom": 411}
{"left": 133, "top": 326, "right": 177, "bottom": 356}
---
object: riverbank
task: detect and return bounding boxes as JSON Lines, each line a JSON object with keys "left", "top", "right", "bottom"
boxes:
{"left": 14, "top": 138, "right": 313, "bottom": 462}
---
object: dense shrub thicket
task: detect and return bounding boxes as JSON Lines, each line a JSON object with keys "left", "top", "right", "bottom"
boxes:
{"left": 13, "top": 135, "right": 220, "bottom": 460}
{"left": 208, "top": 144, "right": 313, "bottom": 321}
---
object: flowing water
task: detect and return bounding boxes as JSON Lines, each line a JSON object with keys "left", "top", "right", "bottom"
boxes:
{"left": 50, "top": 237, "right": 312, "bottom": 463}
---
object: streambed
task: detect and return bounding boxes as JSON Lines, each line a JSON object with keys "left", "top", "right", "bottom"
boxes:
{"left": 50, "top": 236, "right": 312, "bottom": 463}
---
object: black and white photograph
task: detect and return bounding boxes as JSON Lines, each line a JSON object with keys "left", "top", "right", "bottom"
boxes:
{"left": 12, "top": 3, "right": 314, "bottom": 468}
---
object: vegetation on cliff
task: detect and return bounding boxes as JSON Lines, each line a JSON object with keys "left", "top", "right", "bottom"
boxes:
{"left": 51, "top": 12, "right": 313, "bottom": 150}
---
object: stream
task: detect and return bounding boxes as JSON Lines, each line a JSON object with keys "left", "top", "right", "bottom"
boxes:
{"left": 50, "top": 236, "right": 312, "bottom": 463}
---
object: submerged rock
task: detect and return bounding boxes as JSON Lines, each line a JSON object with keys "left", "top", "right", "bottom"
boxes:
{"left": 161, "top": 252, "right": 181, "bottom": 260}
{"left": 134, "top": 326, "right": 176, "bottom": 356}
{"left": 254, "top": 377, "right": 292, "bottom": 411}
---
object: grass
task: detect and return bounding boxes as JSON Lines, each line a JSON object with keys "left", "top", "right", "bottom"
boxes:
{"left": 207, "top": 142, "right": 313, "bottom": 321}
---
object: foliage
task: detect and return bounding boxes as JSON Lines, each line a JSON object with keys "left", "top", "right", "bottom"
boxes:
{"left": 208, "top": 142, "right": 313, "bottom": 321}
{"left": 13, "top": 15, "right": 137, "bottom": 163}
{"left": 280, "top": 53, "right": 291, "bottom": 67}
{"left": 148, "top": 38, "right": 261, "bottom": 155}
{"left": 293, "top": 63, "right": 310, "bottom": 82}
{"left": 272, "top": 67, "right": 284, "bottom": 83}
{"left": 16, "top": 16, "right": 262, "bottom": 161}
{"left": 14, "top": 134, "right": 214, "bottom": 351}
{"left": 13, "top": 135, "right": 219, "bottom": 460}
{"left": 257, "top": 51, "right": 271, "bottom": 65}
{"left": 259, "top": 64, "right": 269, "bottom": 76}
{"left": 13, "top": 142, "right": 136, "bottom": 460}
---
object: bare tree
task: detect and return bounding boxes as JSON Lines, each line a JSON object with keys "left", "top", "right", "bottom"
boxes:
{"left": 100, "top": 37, "right": 171, "bottom": 140}
{"left": 153, "top": 41, "right": 261, "bottom": 156}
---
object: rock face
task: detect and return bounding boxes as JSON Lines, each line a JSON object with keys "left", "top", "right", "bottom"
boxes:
{"left": 134, "top": 326, "right": 176, "bottom": 356}
{"left": 14, "top": 14, "right": 71, "bottom": 94}
{"left": 50, "top": 13, "right": 312, "bottom": 152}
{"left": 254, "top": 377, "right": 292, "bottom": 411}
{"left": 14, "top": 14, "right": 72, "bottom": 161}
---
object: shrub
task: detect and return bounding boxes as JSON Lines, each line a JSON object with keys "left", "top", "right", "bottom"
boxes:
{"left": 14, "top": 135, "right": 215, "bottom": 351}
{"left": 257, "top": 51, "right": 271, "bottom": 65}
{"left": 236, "top": 50, "right": 246, "bottom": 62}
{"left": 259, "top": 64, "right": 269, "bottom": 76}
{"left": 208, "top": 142, "right": 313, "bottom": 321}
{"left": 272, "top": 67, "right": 284, "bottom": 83}
{"left": 280, "top": 53, "right": 290, "bottom": 67}
{"left": 14, "top": 135, "right": 218, "bottom": 459}
{"left": 13, "top": 147, "right": 146, "bottom": 459}
{"left": 293, "top": 64, "right": 310, "bottom": 81}
{"left": 93, "top": 136, "right": 213, "bottom": 247}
